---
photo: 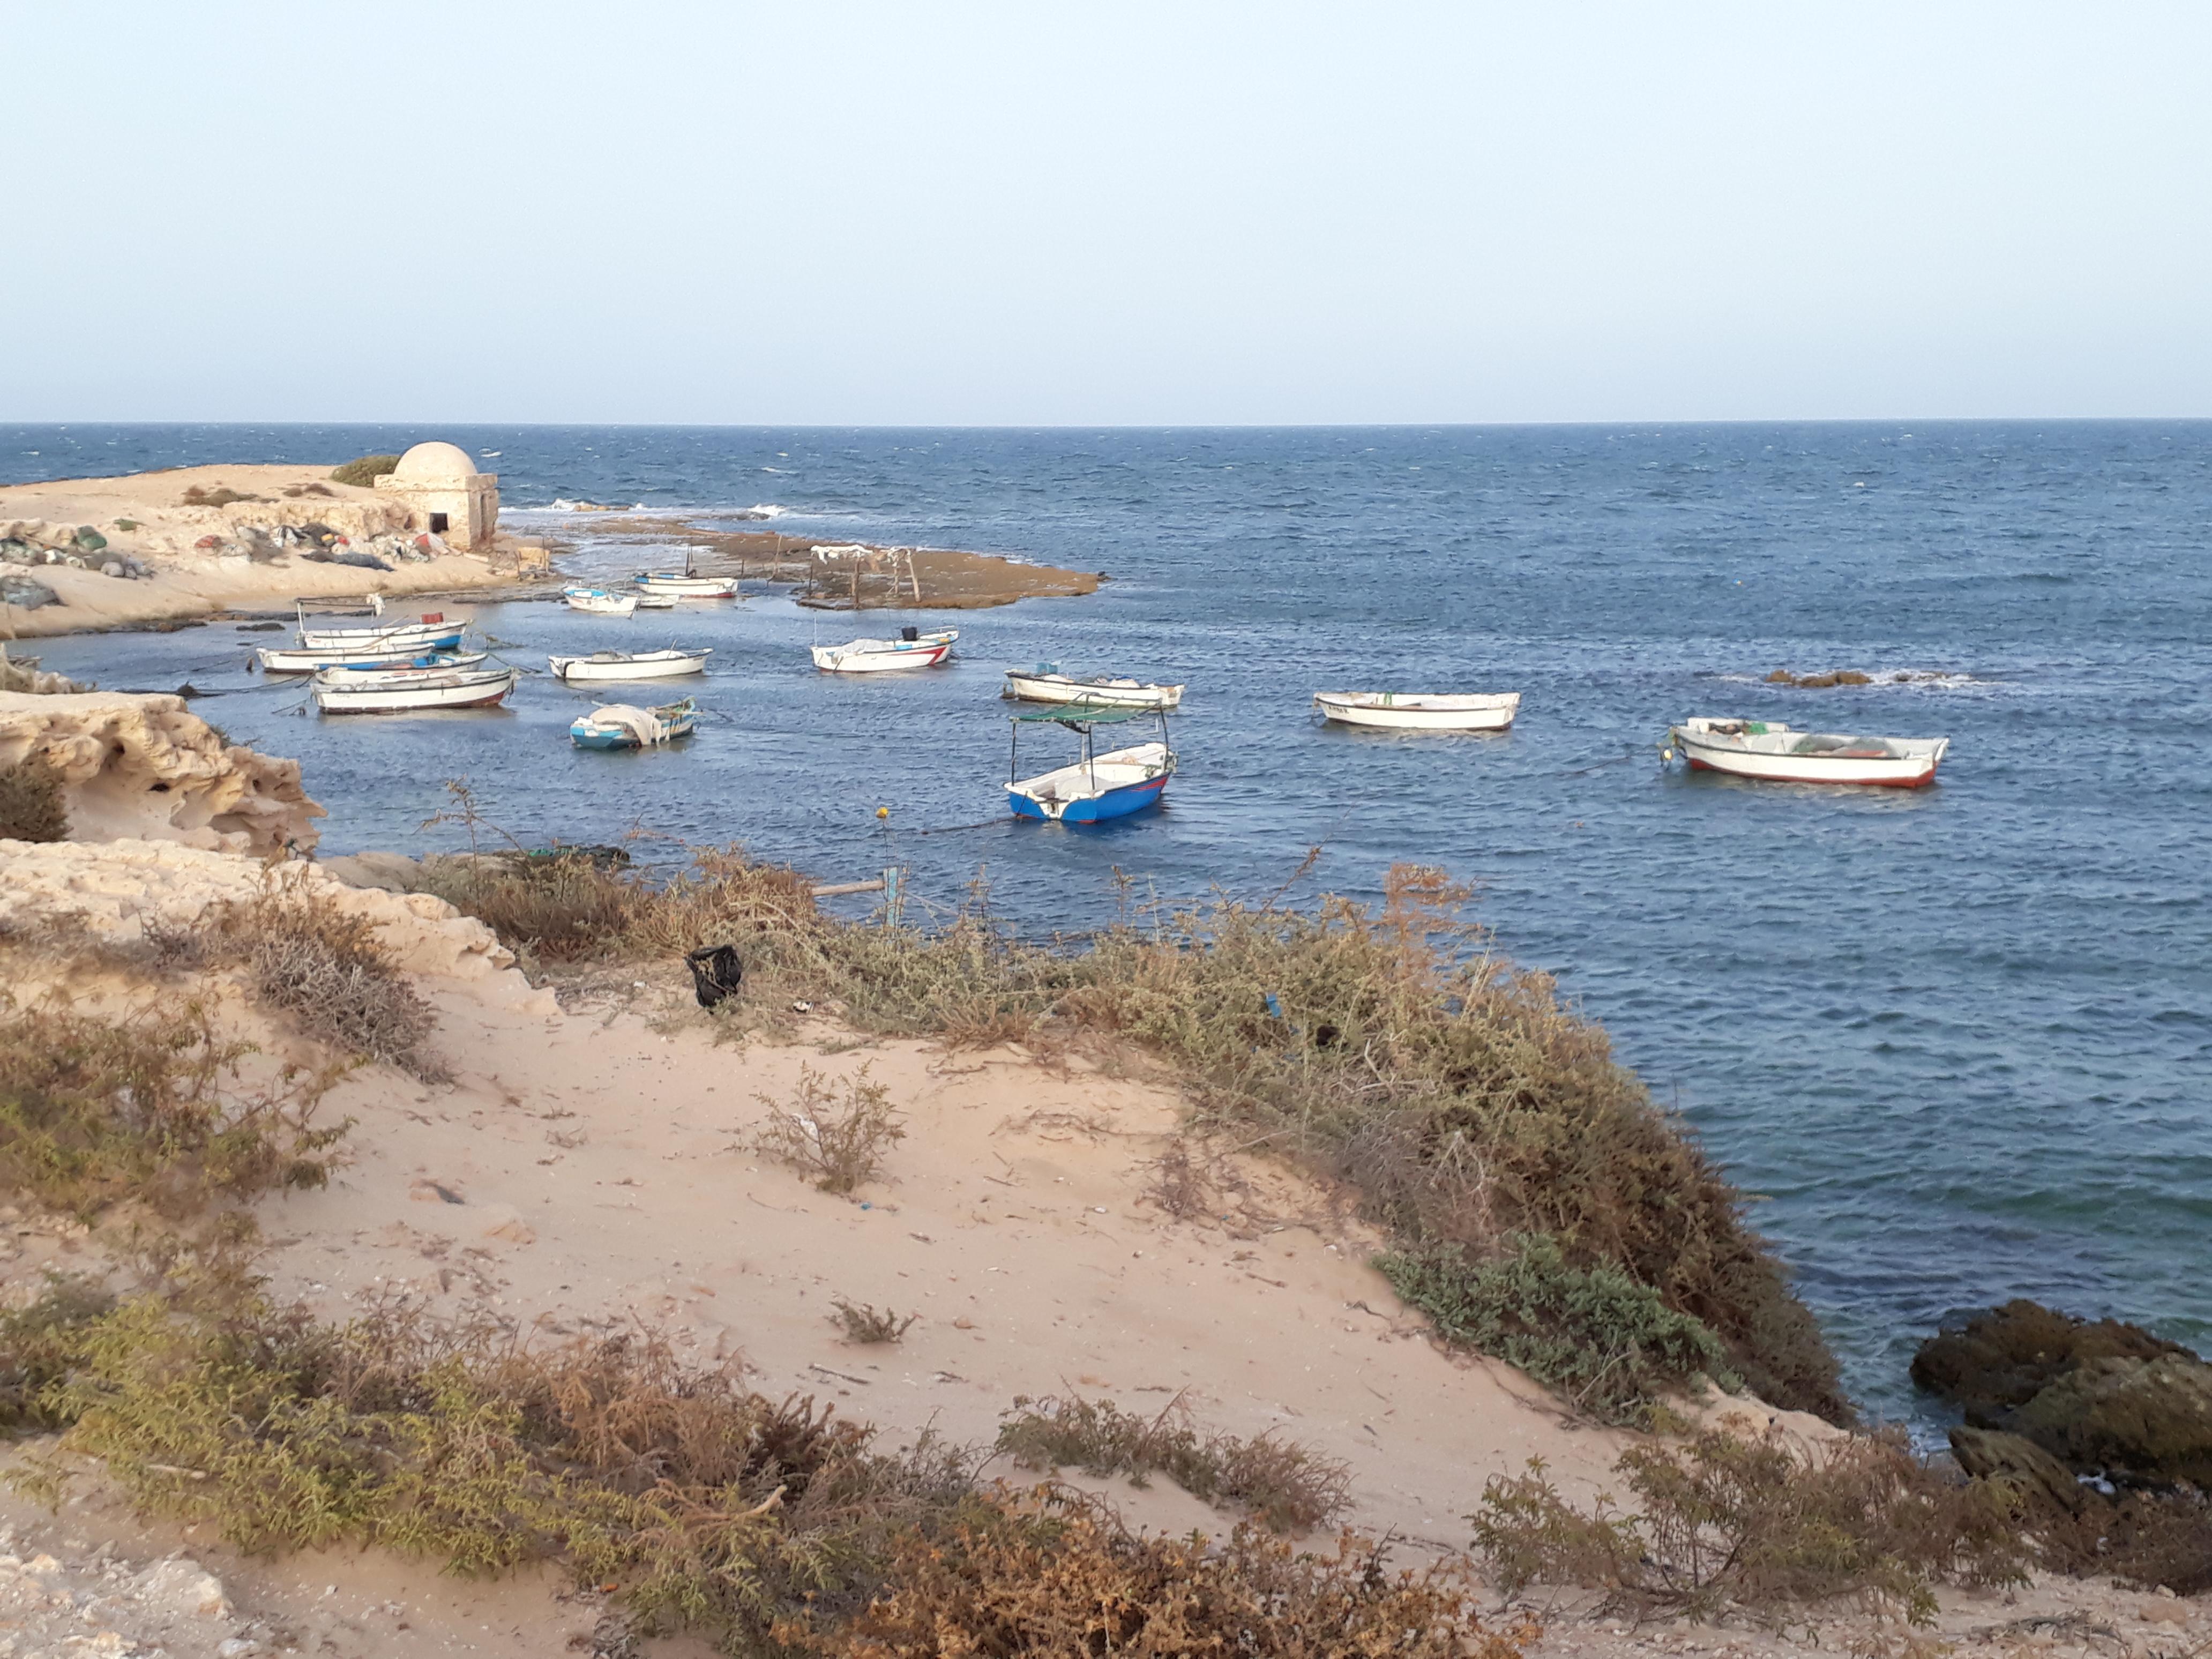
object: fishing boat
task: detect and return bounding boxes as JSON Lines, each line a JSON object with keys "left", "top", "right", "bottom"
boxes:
{"left": 548, "top": 647, "right": 712, "bottom": 683}
{"left": 1664, "top": 718, "right": 1950, "bottom": 787}
{"left": 307, "top": 653, "right": 492, "bottom": 685}
{"left": 564, "top": 586, "right": 638, "bottom": 617}
{"left": 633, "top": 591, "right": 678, "bottom": 609}
{"left": 259, "top": 644, "right": 485, "bottom": 674}
{"left": 1312, "top": 691, "right": 1521, "bottom": 732}
{"left": 570, "top": 698, "right": 699, "bottom": 750}
{"left": 810, "top": 629, "right": 958, "bottom": 673}
{"left": 635, "top": 571, "right": 742, "bottom": 599}
{"left": 312, "top": 664, "right": 518, "bottom": 714}
{"left": 1003, "top": 667, "right": 1185, "bottom": 709}
{"left": 294, "top": 612, "right": 466, "bottom": 654}
{"left": 1006, "top": 704, "right": 1176, "bottom": 823}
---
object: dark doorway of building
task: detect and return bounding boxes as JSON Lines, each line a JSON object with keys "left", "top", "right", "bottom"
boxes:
{"left": 429, "top": 512, "right": 450, "bottom": 533}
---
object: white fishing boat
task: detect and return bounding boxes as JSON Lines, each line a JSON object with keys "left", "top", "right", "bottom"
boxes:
{"left": 1003, "top": 667, "right": 1185, "bottom": 709}
{"left": 258, "top": 643, "right": 484, "bottom": 674}
{"left": 1007, "top": 705, "right": 1177, "bottom": 823}
{"left": 570, "top": 698, "right": 698, "bottom": 750}
{"left": 294, "top": 612, "right": 466, "bottom": 654}
{"left": 810, "top": 629, "right": 958, "bottom": 673}
{"left": 312, "top": 664, "right": 518, "bottom": 714}
{"left": 564, "top": 586, "right": 638, "bottom": 617}
{"left": 1313, "top": 691, "right": 1521, "bottom": 732}
{"left": 635, "top": 572, "right": 742, "bottom": 599}
{"left": 1664, "top": 718, "right": 1950, "bottom": 787}
{"left": 633, "top": 591, "right": 678, "bottom": 609}
{"left": 548, "top": 647, "right": 712, "bottom": 683}
{"left": 308, "top": 653, "right": 491, "bottom": 685}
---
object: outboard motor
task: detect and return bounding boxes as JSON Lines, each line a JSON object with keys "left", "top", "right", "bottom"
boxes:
{"left": 900, "top": 625, "right": 919, "bottom": 642}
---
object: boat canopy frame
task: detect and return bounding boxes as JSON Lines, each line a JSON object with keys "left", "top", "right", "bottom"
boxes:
{"left": 1008, "top": 703, "right": 1172, "bottom": 795}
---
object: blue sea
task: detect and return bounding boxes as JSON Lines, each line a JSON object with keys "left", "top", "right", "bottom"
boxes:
{"left": 10, "top": 421, "right": 2210, "bottom": 1426}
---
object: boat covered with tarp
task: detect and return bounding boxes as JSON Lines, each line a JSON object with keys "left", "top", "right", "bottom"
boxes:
{"left": 571, "top": 698, "right": 698, "bottom": 750}
{"left": 1664, "top": 718, "right": 1949, "bottom": 787}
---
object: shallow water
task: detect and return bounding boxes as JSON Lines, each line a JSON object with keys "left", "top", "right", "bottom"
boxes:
{"left": 12, "top": 420, "right": 2211, "bottom": 1425}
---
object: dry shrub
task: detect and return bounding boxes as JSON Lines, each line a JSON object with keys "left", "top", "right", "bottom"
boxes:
{"left": 832, "top": 1299, "right": 918, "bottom": 1344}
{"left": 1468, "top": 1426, "right": 2031, "bottom": 1625}
{"left": 209, "top": 885, "right": 441, "bottom": 1079}
{"left": 178, "top": 484, "right": 263, "bottom": 506}
{"left": 1378, "top": 1233, "right": 1736, "bottom": 1425}
{"left": 0, "top": 995, "right": 348, "bottom": 1221}
{"left": 0, "top": 1275, "right": 115, "bottom": 1429}
{"left": 431, "top": 839, "right": 1847, "bottom": 1424}
{"left": 0, "top": 752, "right": 68, "bottom": 842}
{"left": 328, "top": 454, "right": 400, "bottom": 487}
{"left": 413, "top": 850, "right": 637, "bottom": 965}
{"left": 995, "top": 1393, "right": 1350, "bottom": 1533}
{"left": 779, "top": 1485, "right": 1531, "bottom": 1659}
{"left": 753, "top": 1064, "right": 905, "bottom": 1193}
{"left": 16, "top": 1284, "right": 972, "bottom": 1650}
{"left": 2037, "top": 1485, "right": 2212, "bottom": 1595}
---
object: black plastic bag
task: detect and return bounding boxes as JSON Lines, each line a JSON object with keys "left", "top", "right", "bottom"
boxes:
{"left": 686, "top": 944, "right": 744, "bottom": 1008}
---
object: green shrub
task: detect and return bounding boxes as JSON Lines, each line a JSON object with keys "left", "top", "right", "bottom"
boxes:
{"left": 752, "top": 1063, "right": 905, "bottom": 1193}
{"left": 329, "top": 454, "right": 401, "bottom": 487}
{"left": 0, "top": 995, "right": 347, "bottom": 1221}
{"left": 0, "top": 1276, "right": 115, "bottom": 1430}
{"left": 0, "top": 753, "right": 68, "bottom": 842}
{"left": 1379, "top": 1233, "right": 1736, "bottom": 1425}
{"left": 1468, "top": 1426, "right": 2032, "bottom": 1624}
{"left": 995, "top": 1393, "right": 1351, "bottom": 1533}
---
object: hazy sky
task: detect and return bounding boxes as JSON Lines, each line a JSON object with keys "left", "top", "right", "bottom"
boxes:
{"left": 8, "top": 2, "right": 2209, "bottom": 423}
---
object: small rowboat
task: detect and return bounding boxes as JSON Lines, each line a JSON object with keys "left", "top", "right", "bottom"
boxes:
{"left": 564, "top": 586, "right": 638, "bottom": 617}
{"left": 548, "top": 648, "right": 712, "bottom": 684}
{"left": 1665, "top": 719, "right": 1950, "bottom": 787}
{"left": 571, "top": 698, "right": 698, "bottom": 750}
{"left": 312, "top": 665, "right": 517, "bottom": 714}
{"left": 633, "top": 591, "right": 678, "bottom": 609}
{"left": 294, "top": 615, "right": 465, "bottom": 654}
{"left": 810, "top": 629, "right": 958, "bottom": 674}
{"left": 1313, "top": 691, "right": 1521, "bottom": 732}
{"left": 635, "top": 572, "right": 742, "bottom": 599}
{"left": 1004, "top": 668, "right": 1184, "bottom": 709}
{"left": 1007, "top": 703, "right": 1176, "bottom": 823}
{"left": 259, "top": 644, "right": 485, "bottom": 674}
{"left": 310, "top": 653, "right": 492, "bottom": 685}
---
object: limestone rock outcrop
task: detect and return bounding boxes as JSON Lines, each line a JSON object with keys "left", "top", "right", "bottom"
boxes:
{"left": 0, "top": 690, "right": 324, "bottom": 856}
{"left": 0, "top": 838, "right": 515, "bottom": 984}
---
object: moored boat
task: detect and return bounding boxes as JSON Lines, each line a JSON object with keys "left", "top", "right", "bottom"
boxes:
{"left": 312, "top": 664, "right": 518, "bottom": 714}
{"left": 635, "top": 572, "right": 742, "bottom": 599}
{"left": 810, "top": 629, "right": 958, "bottom": 673}
{"left": 633, "top": 591, "right": 678, "bottom": 609}
{"left": 259, "top": 644, "right": 485, "bottom": 674}
{"left": 548, "top": 647, "right": 712, "bottom": 683}
{"left": 1313, "top": 691, "right": 1521, "bottom": 732}
{"left": 1007, "top": 704, "right": 1176, "bottom": 823}
{"left": 564, "top": 586, "right": 638, "bottom": 617}
{"left": 308, "top": 652, "right": 492, "bottom": 685}
{"left": 570, "top": 698, "right": 698, "bottom": 750}
{"left": 1664, "top": 718, "right": 1949, "bottom": 787}
{"left": 294, "top": 613, "right": 466, "bottom": 654}
{"left": 1004, "top": 667, "right": 1184, "bottom": 709}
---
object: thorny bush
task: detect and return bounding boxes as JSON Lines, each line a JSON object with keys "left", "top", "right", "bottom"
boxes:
{"left": 753, "top": 1063, "right": 906, "bottom": 1194}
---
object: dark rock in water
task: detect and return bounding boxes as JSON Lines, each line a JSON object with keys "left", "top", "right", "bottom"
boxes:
{"left": 1917, "top": 1299, "right": 2211, "bottom": 1485}
{"left": 1914, "top": 1299, "right": 2191, "bottom": 1419}
{"left": 1949, "top": 1425, "right": 2092, "bottom": 1515}
{"left": 2010, "top": 1353, "right": 2212, "bottom": 1487}
{"left": 236, "top": 621, "right": 285, "bottom": 632}
{"left": 173, "top": 683, "right": 206, "bottom": 699}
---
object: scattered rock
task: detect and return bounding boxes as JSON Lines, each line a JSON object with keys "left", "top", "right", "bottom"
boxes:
{"left": 136, "top": 1557, "right": 231, "bottom": 1619}
{"left": 1949, "top": 1424, "right": 2091, "bottom": 1515}
{"left": 73, "top": 526, "right": 108, "bottom": 554}
{"left": 0, "top": 572, "right": 60, "bottom": 610}
{"left": 1766, "top": 668, "right": 1875, "bottom": 687}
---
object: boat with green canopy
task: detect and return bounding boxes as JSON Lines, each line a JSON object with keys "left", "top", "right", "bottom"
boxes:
{"left": 1006, "top": 703, "right": 1176, "bottom": 823}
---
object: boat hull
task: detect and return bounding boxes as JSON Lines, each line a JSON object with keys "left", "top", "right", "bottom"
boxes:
{"left": 549, "top": 651, "right": 711, "bottom": 682}
{"left": 565, "top": 594, "right": 638, "bottom": 617}
{"left": 1007, "top": 773, "right": 1168, "bottom": 822}
{"left": 570, "top": 720, "right": 697, "bottom": 750}
{"left": 260, "top": 642, "right": 473, "bottom": 673}
{"left": 1670, "top": 722, "right": 1948, "bottom": 787}
{"left": 313, "top": 668, "right": 517, "bottom": 713}
{"left": 1007, "top": 742, "right": 1175, "bottom": 822}
{"left": 636, "top": 575, "right": 741, "bottom": 598}
{"left": 295, "top": 621, "right": 465, "bottom": 653}
{"left": 1314, "top": 692, "right": 1520, "bottom": 731}
{"left": 811, "top": 640, "right": 953, "bottom": 672}
{"left": 1003, "top": 672, "right": 1184, "bottom": 709}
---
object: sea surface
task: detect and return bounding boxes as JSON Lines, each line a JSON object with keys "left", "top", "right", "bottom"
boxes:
{"left": 10, "top": 421, "right": 2211, "bottom": 1428}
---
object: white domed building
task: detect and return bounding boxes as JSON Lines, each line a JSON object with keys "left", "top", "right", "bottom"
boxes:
{"left": 372, "top": 442, "right": 499, "bottom": 550}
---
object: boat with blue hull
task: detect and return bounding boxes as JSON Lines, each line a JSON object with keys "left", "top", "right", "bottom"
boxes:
{"left": 570, "top": 698, "right": 698, "bottom": 751}
{"left": 1006, "top": 703, "right": 1176, "bottom": 823}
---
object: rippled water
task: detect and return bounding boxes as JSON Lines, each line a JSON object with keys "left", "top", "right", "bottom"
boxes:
{"left": 13, "top": 421, "right": 2211, "bottom": 1423}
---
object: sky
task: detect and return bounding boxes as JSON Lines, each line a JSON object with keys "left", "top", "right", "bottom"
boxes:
{"left": 6, "top": 1, "right": 2210, "bottom": 424}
